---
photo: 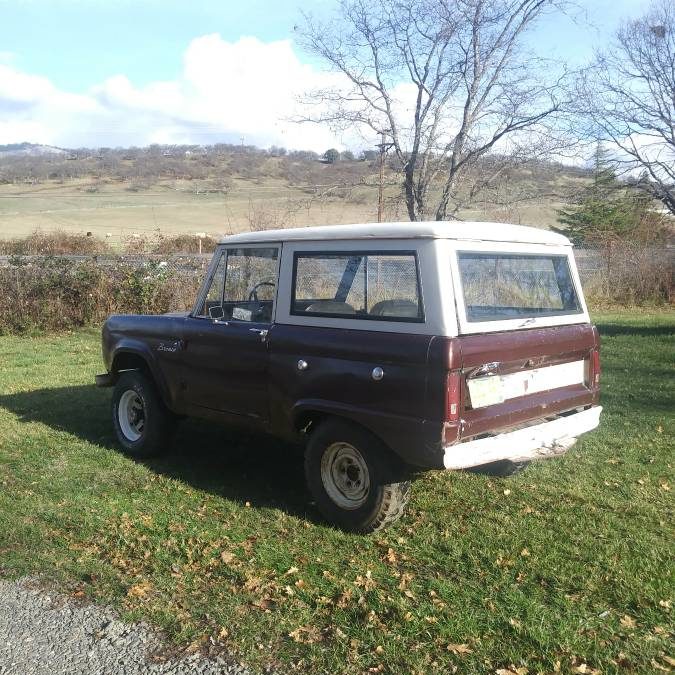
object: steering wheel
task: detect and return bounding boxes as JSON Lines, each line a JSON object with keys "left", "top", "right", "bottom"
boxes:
{"left": 248, "top": 281, "right": 276, "bottom": 302}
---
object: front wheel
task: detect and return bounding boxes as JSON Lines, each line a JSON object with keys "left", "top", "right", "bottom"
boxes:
{"left": 112, "top": 371, "right": 174, "bottom": 458}
{"left": 305, "top": 420, "right": 411, "bottom": 533}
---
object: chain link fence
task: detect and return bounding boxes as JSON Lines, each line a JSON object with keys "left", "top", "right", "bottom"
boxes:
{"left": 0, "top": 244, "right": 672, "bottom": 334}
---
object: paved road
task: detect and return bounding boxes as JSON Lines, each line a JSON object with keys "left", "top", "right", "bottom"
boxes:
{"left": 0, "top": 578, "right": 252, "bottom": 675}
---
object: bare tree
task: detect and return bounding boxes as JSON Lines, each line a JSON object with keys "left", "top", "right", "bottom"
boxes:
{"left": 298, "top": 0, "right": 571, "bottom": 221}
{"left": 578, "top": 0, "right": 674, "bottom": 214}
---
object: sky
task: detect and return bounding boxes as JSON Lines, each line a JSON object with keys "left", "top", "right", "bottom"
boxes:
{"left": 0, "top": 0, "right": 653, "bottom": 151}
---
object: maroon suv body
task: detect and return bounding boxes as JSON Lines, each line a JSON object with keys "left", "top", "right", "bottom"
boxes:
{"left": 97, "top": 222, "right": 601, "bottom": 532}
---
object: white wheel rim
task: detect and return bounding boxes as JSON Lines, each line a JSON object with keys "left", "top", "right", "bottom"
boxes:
{"left": 118, "top": 390, "right": 145, "bottom": 442}
{"left": 320, "top": 442, "right": 370, "bottom": 510}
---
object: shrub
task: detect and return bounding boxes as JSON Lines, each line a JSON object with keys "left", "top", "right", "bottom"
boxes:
{"left": 151, "top": 234, "right": 218, "bottom": 254}
{"left": 0, "top": 256, "right": 206, "bottom": 335}
{"left": 577, "top": 242, "right": 673, "bottom": 306}
{"left": 0, "top": 230, "right": 110, "bottom": 255}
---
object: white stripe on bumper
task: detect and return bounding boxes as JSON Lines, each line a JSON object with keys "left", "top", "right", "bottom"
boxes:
{"left": 443, "top": 406, "right": 602, "bottom": 470}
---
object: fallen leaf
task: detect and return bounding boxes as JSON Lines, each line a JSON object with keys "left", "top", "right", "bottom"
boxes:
{"left": 503, "top": 489, "right": 512, "bottom": 496}
{"left": 336, "top": 589, "right": 352, "bottom": 607}
{"left": 620, "top": 614, "right": 636, "bottom": 629}
{"left": 509, "top": 618, "right": 522, "bottom": 628}
{"left": 520, "top": 548, "right": 530, "bottom": 557}
{"left": 285, "top": 566, "right": 299, "bottom": 575}
{"left": 355, "top": 570, "right": 376, "bottom": 590}
{"left": 375, "top": 645, "right": 385, "bottom": 655}
{"left": 218, "top": 627, "right": 229, "bottom": 640}
{"left": 220, "top": 551, "right": 236, "bottom": 564}
{"left": 446, "top": 643, "right": 472, "bottom": 655}
{"left": 659, "top": 600, "right": 672, "bottom": 609}
{"left": 127, "top": 581, "right": 153, "bottom": 598}
{"left": 288, "top": 626, "right": 323, "bottom": 644}
{"left": 572, "top": 664, "right": 601, "bottom": 674}
{"left": 398, "top": 572, "right": 414, "bottom": 590}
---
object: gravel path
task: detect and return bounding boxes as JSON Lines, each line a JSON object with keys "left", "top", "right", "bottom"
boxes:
{"left": 0, "top": 578, "right": 253, "bottom": 675}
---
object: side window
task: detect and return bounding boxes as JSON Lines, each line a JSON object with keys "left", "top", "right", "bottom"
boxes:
{"left": 222, "top": 247, "right": 278, "bottom": 323}
{"left": 196, "top": 252, "right": 226, "bottom": 317}
{"left": 292, "top": 251, "right": 423, "bottom": 321}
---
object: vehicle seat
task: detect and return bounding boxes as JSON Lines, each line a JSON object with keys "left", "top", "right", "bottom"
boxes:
{"left": 369, "top": 299, "right": 419, "bottom": 318}
{"left": 305, "top": 300, "right": 356, "bottom": 315}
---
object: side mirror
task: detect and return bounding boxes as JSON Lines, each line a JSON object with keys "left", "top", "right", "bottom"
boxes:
{"left": 208, "top": 305, "right": 225, "bottom": 320}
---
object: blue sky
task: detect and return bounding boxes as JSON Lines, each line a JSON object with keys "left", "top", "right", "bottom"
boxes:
{"left": 0, "top": 0, "right": 653, "bottom": 149}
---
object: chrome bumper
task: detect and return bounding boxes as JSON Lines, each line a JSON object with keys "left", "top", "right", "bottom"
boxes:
{"left": 443, "top": 406, "right": 602, "bottom": 470}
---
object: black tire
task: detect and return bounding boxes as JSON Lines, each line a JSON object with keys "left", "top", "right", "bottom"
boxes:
{"left": 305, "top": 419, "right": 411, "bottom": 533}
{"left": 111, "top": 371, "right": 174, "bottom": 458}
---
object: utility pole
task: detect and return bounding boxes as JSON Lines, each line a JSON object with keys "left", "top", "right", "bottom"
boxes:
{"left": 376, "top": 133, "right": 394, "bottom": 223}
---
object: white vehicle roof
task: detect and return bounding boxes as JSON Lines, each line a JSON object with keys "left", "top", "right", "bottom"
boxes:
{"left": 220, "top": 221, "right": 571, "bottom": 246}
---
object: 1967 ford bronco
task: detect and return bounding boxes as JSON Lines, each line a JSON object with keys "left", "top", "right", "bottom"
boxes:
{"left": 96, "top": 222, "right": 601, "bottom": 532}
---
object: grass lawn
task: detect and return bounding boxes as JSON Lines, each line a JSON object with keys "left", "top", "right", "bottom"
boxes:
{"left": 0, "top": 312, "right": 673, "bottom": 674}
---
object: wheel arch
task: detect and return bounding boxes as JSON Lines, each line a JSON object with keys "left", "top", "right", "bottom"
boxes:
{"left": 110, "top": 346, "right": 173, "bottom": 409}
{"left": 292, "top": 402, "right": 412, "bottom": 482}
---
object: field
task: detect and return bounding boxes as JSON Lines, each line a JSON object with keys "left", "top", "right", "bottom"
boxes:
{"left": 0, "top": 312, "right": 673, "bottom": 674}
{"left": 0, "top": 160, "right": 586, "bottom": 243}
{"left": 0, "top": 178, "right": 375, "bottom": 241}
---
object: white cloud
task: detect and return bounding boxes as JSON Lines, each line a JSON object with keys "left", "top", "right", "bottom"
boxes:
{"left": 0, "top": 35, "right": 353, "bottom": 151}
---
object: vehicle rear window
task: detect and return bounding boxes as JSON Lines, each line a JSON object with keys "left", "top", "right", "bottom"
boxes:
{"left": 292, "top": 251, "right": 423, "bottom": 322}
{"left": 457, "top": 252, "right": 582, "bottom": 322}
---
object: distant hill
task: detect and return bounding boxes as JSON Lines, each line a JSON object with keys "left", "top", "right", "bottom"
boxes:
{"left": 0, "top": 142, "right": 67, "bottom": 157}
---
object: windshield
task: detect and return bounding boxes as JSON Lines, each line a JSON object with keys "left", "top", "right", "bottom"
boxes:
{"left": 457, "top": 251, "right": 582, "bottom": 323}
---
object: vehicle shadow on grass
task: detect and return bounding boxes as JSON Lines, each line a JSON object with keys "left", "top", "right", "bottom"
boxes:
{"left": 0, "top": 384, "right": 317, "bottom": 523}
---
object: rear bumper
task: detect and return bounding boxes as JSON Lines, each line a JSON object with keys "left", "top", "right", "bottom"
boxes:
{"left": 443, "top": 406, "right": 602, "bottom": 470}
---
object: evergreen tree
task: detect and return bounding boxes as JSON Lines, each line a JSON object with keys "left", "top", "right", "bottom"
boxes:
{"left": 554, "top": 145, "right": 642, "bottom": 245}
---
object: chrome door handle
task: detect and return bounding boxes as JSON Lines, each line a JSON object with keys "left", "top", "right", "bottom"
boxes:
{"left": 249, "top": 328, "right": 269, "bottom": 342}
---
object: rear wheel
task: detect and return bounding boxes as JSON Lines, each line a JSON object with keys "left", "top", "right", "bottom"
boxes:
{"left": 305, "top": 420, "right": 411, "bottom": 533}
{"left": 112, "top": 371, "right": 174, "bottom": 458}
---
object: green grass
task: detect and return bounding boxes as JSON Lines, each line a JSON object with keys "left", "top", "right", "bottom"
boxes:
{"left": 0, "top": 313, "right": 673, "bottom": 674}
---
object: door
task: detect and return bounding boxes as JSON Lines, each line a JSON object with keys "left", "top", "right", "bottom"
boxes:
{"left": 180, "top": 245, "right": 279, "bottom": 420}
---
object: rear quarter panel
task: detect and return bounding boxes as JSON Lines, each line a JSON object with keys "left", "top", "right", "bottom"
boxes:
{"left": 268, "top": 324, "right": 442, "bottom": 467}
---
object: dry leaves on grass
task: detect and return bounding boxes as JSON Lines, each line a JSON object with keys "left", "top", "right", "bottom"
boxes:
{"left": 220, "top": 551, "right": 236, "bottom": 564}
{"left": 446, "top": 643, "right": 472, "bottom": 655}
{"left": 620, "top": 614, "right": 636, "bottom": 629}
{"left": 496, "top": 667, "right": 527, "bottom": 675}
{"left": 354, "top": 570, "right": 376, "bottom": 591}
{"left": 288, "top": 625, "right": 323, "bottom": 644}
{"left": 127, "top": 581, "right": 153, "bottom": 598}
